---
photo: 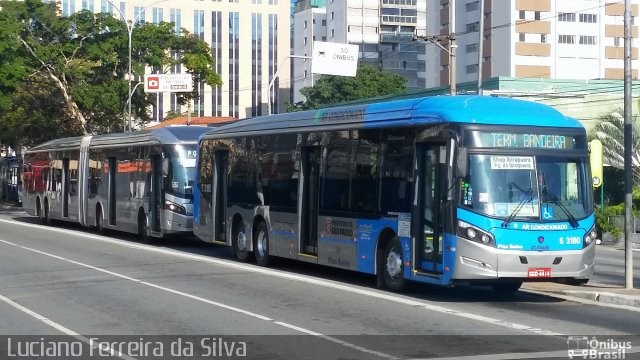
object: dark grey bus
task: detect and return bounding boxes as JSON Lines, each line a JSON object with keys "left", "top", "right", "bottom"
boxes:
{"left": 22, "top": 126, "right": 210, "bottom": 240}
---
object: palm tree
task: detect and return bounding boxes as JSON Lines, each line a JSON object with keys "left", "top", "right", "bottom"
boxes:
{"left": 589, "top": 108, "right": 640, "bottom": 185}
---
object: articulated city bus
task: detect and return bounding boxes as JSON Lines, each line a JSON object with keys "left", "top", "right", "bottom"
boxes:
{"left": 0, "top": 156, "right": 21, "bottom": 203}
{"left": 23, "top": 126, "right": 210, "bottom": 240}
{"left": 193, "top": 96, "right": 596, "bottom": 292}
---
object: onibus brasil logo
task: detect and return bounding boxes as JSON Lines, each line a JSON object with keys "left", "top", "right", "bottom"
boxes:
{"left": 567, "top": 336, "right": 632, "bottom": 359}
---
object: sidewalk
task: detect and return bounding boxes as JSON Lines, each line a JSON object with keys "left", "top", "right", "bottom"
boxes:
{"left": 0, "top": 201, "right": 21, "bottom": 211}
{"left": 523, "top": 281, "right": 640, "bottom": 309}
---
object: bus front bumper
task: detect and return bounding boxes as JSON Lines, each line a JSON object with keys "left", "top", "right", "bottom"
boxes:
{"left": 163, "top": 210, "right": 194, "bottom": 234}
{"left": 452, "top": 238, "right": 595, "bottom": 280}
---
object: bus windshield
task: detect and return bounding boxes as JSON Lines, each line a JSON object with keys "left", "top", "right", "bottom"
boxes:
{"left": 165, "top": 144, "right": 197, "bottom": 198}
{"left": 461, "top": 154, "right": 593, "bottom": 222}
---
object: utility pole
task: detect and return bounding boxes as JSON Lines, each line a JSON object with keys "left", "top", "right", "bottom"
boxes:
{"left": 449, "top": 0, "right": 457, "bottom": 95}
{"left": 477, "top": 0, "right": 484, "bottom": 95}
{"left": 623, "top": 0, "right": 634, "bottom": 289}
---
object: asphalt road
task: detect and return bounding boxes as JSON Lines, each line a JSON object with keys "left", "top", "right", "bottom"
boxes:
{"left": 0, "top": 208, "right": 638, "bottom": 360}
{"left": 592, "top": 246, "right": 640, "bottom": 288}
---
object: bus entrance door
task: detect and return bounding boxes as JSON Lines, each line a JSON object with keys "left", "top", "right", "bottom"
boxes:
{"left": 150, "top": 155, "right": 161, "bottom": 233}
{"left": 300, "top": 147, "right": 320, "bottom": 256}
{"left": 62, "top": 158, "right": 69, "bottom": 218}
{"left": 213, "top": 150, "right": 228, "bottom": 243}
{"left": 414, "top": 143, "right": 446, "bottom": 275}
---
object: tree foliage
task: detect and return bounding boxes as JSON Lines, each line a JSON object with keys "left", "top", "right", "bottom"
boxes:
{"left": 0, "top": 0, "right": 222, "bottom": 148}
{"left": 589, "top": 108, "right": 640, "bottom": 185}
{"left": 286, "top": 64, "right": 407, "bottom": 111}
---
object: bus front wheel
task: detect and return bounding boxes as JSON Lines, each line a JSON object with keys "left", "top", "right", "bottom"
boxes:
{"left": 254, "top": 221, "right": 271, "bottom": 267}
{"left": 96, "top": 206, "right": 105, "bottom": 234}
{"left": 491, "top": 281, "right": 522, "bottom": 294}
{"left": 382, "top": 237, "right": 406, "bottom": 291}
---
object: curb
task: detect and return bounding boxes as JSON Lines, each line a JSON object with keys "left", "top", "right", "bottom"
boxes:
{"left": 561, "top": 290, "right": 640, "bottom": 308}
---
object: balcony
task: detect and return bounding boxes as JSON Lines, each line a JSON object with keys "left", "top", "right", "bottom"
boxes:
{"left": 381, "top": 15, "right": 417, "bottom": 25}
{"left": 380, "top": 32, "right": 414, "bottom": 43}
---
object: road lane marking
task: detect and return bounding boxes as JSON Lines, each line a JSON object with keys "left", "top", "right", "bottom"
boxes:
{"left": 0, "top": 218, "right": 562, "bottom": 336}
{"left": 0, "top": 238, "right": 398, "bottom": 360}
{"left": 0, "top": 292, "right": 135, "bottom": 360}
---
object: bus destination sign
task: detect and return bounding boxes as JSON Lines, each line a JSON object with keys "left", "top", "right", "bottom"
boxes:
{"left": 467, "top": 131, "right": 579, "bottom": 150}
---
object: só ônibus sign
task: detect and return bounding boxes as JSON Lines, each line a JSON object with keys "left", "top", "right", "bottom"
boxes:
{"left": 312, "top": 41, "right": 359, "bottom": 77}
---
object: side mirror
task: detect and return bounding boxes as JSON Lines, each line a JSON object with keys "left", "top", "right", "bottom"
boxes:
{"left": 161, "top": 158, "right": 170, "bottom": 177}
{"left": 456, "top": 147, "right": 468, "bottom": 178}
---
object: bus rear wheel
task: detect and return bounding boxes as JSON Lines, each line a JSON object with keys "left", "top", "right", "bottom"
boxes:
{"left": 254, "top": 221, "right": 271, "bottom": 267}
{"left": 232, "top": 221, "right": 251, "bottom": 262}
{"left": 382, "top": 237, "right": 406, "bottom": 291}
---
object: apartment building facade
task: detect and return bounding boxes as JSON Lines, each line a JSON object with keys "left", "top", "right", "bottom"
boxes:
{"left": 59, "top": 0, "right": 291, "bottom": 120}
{"left": 293, "top": 0, "right": 428, "bottom": 102}
{"left": 427, "top": 0, "right": 640, "bottom": 89}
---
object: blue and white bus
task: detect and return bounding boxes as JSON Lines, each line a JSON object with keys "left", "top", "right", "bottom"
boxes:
{"left": 193, "top": 96, "right": 596, "bottom": 292}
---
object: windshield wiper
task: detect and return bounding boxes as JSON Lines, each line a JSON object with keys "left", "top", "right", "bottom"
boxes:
{"left": 541, "top": 187, "right": 579, "bottom": 228}
{"left": 501, "top": 188, "right": 534, "bottom": 228}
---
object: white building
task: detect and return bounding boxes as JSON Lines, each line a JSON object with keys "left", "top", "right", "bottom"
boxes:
{"left": 59, "top": 0, "right": 291, "bottom": 120}
{"left": 426, "top": 0, "right": 640, "bottom": 89}
{"left": 293, "top": 0, "right": 429, "bottom": 103}
{"left": 292, "top": 1, "right": 327, "bottom": 104}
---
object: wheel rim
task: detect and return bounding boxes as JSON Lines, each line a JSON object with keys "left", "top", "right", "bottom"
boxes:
{"left": 236, "top": 230, "right": 247, "bottom": 251}
{"left": 386, "top": 247, "right": 402, "bottom": 279}
{"left": 256, "top": 230, "right": 267, "bottom": 258}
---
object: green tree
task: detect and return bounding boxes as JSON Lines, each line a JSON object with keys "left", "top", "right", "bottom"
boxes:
{"left": 0, "top": 0, "right": 221, "bottom": 141}
{"left": 589, "top": 108, "right": 640, "bottom": 185}
{"left": 286, "top": 64, "right": 407, "bottom": 111}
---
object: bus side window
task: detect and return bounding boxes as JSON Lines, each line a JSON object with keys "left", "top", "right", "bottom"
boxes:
{"left": 380, "top": 131, "right": 413, "bottom": 213}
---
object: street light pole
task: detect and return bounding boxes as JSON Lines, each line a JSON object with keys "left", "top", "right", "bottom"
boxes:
{"left": 268, "top": 55, "right": 312, "bottom": 115}
{"left": 623, "top": 0, "right": 634, "bottom": 290}
{"left": 105, "top": 0, "right": 168, "bottom": 132}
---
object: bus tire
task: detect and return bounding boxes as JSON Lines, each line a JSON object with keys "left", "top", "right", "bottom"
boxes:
{"left": 43, "top": 199, "right": 51, "bottom": 226}
{"left": 254, "top": 221, "right": 271, "bottom": 267}
{"left": 96, "top": 206, "right": 105, "bottom": 234}
{"left": 138, "top": 210, "right": 152, "bottom": 244}
{"left": 232, "top": 220, "right": 251, "bottom": 262}
{"left": 564, "top": 278, "right": 589, "bottom": 286}
{"left": 491, "top": 281, "right": 522, "bottom": 294}
{"left": 382, "top": 237, "right": 407, "bottom": 291}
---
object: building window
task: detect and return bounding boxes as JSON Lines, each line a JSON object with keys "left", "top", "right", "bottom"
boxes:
{"left": 322, "top": 19, "right": 327, "bottom": 26}
{"left": 331, "top": 29, "right": 335, "bottom": 37}
{"left": 466, "top": 64, "right": 478, "bottom": 74}
{"left": 304, "top": 20, "right": 307, "bottom": 28}
{"left": 466, "top": 22, "right": 479, "bottom": 32}
{"left": 534, "top": 11, "right": 540, "bottom": 20}
{"left": 519, "top": 10, "right": 525, "bottom": 19}
{"left": 615, "top": 37, "right": 621, "bottom": 47}
{"left": 322, "top": 36, "right": 326, "bottom": 41}
{"left": 541, "top": 34, "right": 547, "bottom": 43}
{"left": 252, "top": 13, "right": 263, "bottom": 117}
{"left": 466, "top": 1, "right": 479, "bottom": 12}
{"left": 466, "top": 43, "right": 478, "bottom": 53}
{"left": 579, "top": 35, "right": 597, "bottom": 45}
{"left": 331, "top": 11, "right": 334, "bottom": 20}
{"left": 558, "top": 34, "right": 575, "bottom": 44}
{"left": 304, "top": 37, "right": 307, "bottom": 44}
{"left": 519, "top": 33, "right": 525, "bottom": 42}
{"left": 579, "top": 13, "right": 597, "bottom": 23}
{"left": 558, "top": 12, "right": 576, "bottom": 22}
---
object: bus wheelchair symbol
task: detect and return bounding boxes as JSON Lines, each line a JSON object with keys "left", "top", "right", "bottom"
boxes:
{"left": 542, "top": 207, "right": 554, "bottom": 220}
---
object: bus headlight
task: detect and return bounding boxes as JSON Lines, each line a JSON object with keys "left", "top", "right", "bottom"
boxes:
{"left": 165, "top": 200, "right": 186, "bottom": 215}
{"left": 458, "top": 220, "right": 494, "bottom": 246}
{"left": 583, "top": 225, "right": 597, "bottom": 248}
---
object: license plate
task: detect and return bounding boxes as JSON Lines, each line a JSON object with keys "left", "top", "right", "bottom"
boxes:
{"left": 527, "top": 267, "right": 551, "bottom": 278}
